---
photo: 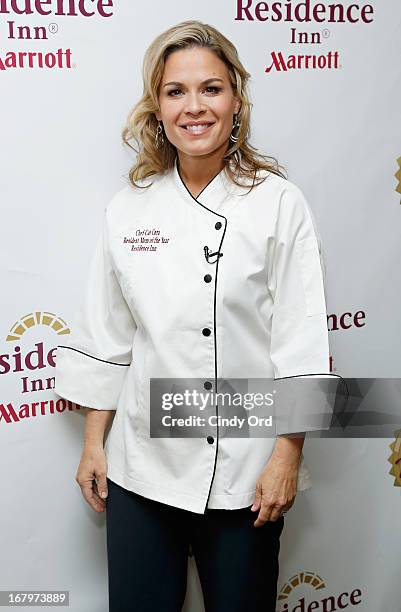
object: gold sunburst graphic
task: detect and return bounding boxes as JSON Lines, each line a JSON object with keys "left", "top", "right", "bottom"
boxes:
{"left": 388, "top": 429, "right": 401, "bottom": 487}
{"left": 278, "top": 571, "right": 326, "bottom": 601}
{"left": 6, "top": 312, "right": 70, "bottom": 341}
{"left": 395, "top": 157, "right": 401, "bottom": 202}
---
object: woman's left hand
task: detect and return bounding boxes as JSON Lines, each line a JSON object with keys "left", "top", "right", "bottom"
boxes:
{"left": 250, "top": 454, "right": 299, "bottom": 527}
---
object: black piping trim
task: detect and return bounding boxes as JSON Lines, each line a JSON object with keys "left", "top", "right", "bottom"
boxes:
{"left": 274, "top": 372, "right": 344, "bottom": 380}
{"left": 176, "top": 159, "right": 227, "bottom": 513}
{"left": 57, "top": 345, "right": 131, "bottom": 367}
{"left": 274, "top": 372, "right": 348, "bottom": 398}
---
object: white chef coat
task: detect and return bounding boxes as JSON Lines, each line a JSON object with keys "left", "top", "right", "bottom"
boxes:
{"left": 54, "top": 156, "right": 334, "bottom": 514}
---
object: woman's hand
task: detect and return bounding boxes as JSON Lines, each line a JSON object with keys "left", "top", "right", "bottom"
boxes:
{"left": 250, "top": 452, "right": 300, "bottom": 528}
{"left": 75, "top": 445, "right": 109, "bottom": 513}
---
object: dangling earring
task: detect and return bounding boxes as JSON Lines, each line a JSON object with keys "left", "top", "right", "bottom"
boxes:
{"left": 229, "top": 113, "right": 241, "bottom": 143}
{"left": 155, "top": 120, "right": 164, "bottom": 149}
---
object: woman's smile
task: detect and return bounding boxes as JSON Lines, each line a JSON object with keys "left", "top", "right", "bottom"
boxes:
{"left": 180, "top": 122, "right": 215, "bottom": 135}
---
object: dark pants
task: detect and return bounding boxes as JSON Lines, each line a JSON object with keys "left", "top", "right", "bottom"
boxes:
{"left": 105, "top": 477, "right": 284, "bottom": 612}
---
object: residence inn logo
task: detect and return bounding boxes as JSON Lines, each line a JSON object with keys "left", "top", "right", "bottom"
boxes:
{"left": 234, "top": 0, "right": 375, "bottom": 73}
{"left": 0, "top": 0, "right": 114, "bottom": 71}
{"left": 0, "top": 311, "right": 80, "bottom": 424}
{"left": 277, "top": 571, "right": 363, "bottom": 611}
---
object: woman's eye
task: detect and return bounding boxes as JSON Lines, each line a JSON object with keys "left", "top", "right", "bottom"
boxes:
{"left": 205, "top": 86, "right": 221, "bottom": 94}
{"left": 167, "top": 86, "right": 221, "bottom": 97}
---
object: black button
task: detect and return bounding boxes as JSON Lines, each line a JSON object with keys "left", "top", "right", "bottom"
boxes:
{"left": 207, "top": 436, "right": 214, "bottom": 444}
{"left": 204, "top": 274, "right": 212, "bottom": 283}
{"left": 202, "top": 328, "right": 211, "bottom": 336}
{"left": 215, "top": 221, "right": 222, "bottom": 230}
{"left": 204, "top": 381, "right": 212, "bottom": 390}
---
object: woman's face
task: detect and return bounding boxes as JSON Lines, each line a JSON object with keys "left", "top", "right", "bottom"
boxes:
{"left": 156, "top": 47, "right": 241, "bottom": 160}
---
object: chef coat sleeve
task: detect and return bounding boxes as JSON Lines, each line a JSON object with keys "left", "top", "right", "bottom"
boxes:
{"left": 54, "top": 206, "right": 137, "bottom": 410}
{"left": 268, "top": 183, "right": 336, "bottom": 434}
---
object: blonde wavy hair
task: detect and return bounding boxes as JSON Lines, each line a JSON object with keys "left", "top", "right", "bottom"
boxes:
{"left": 122, "top": 20, "right": 287, "bottom": 190}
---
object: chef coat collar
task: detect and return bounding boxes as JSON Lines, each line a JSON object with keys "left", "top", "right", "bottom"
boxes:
{"left": 172, "top": 155, "right": 234, "bottom": 214}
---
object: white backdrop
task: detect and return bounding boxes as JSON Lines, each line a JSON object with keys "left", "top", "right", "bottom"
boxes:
{"left": 1, "top": 1, "right": 400, "bottom": 610}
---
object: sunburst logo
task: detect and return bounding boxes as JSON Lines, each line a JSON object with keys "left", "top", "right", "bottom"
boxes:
{"left": 278, "top": 572, "right": 326, "bottom": 602}
{"left": 395, "top": 157, "right": 401, "bottom": 203}
{"left": 6, "top": 312, "right": 70, "bottom": 342}
{"left": 388, "top": 429, "right": 401, "bottom": 487}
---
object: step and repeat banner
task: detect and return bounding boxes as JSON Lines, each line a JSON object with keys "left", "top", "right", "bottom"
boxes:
{"left": 1, "top": 1, "right": 400, "bottom": 611}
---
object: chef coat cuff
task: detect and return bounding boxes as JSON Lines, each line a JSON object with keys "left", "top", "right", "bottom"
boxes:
{"left": 273, "top": 373, "right": 341, "bottom": 436}
{"left": 55, "top": 346, "right": 131, "bottom": 410}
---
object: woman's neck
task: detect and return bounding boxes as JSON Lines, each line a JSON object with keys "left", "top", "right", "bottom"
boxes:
{"left": 176, "top": 149, "right": 226, "bottom": 199}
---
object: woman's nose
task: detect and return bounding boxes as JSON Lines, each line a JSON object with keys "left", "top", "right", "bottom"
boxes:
{"left": 184, "top": 92, "right": 205, "bottom": 114}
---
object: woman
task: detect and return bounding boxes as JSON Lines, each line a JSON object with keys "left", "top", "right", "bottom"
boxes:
{"left": 54, "top": 20, "right": 334, "bottom": 612}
